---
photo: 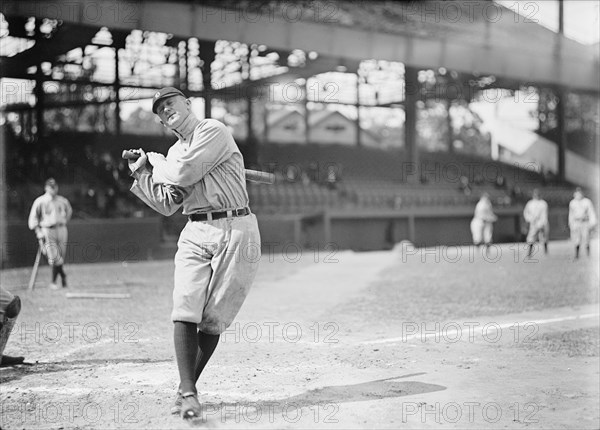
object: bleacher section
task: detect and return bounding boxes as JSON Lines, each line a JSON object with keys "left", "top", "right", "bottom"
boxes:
{"left": 5, "top": 132, "right": 582, "bottom": 220}
{"left": 251, "top": 143, "right": 578, "bottom": 214}
{"left": 248, "top": 182, "right": 344, "bottom": 214}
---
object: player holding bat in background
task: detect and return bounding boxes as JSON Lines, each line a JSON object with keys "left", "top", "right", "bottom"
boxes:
{"left": 127, "top": 87, "right": 261, "bottom": 420}
{"left": 28, "top": 178, "right": 73, "bottom": 290}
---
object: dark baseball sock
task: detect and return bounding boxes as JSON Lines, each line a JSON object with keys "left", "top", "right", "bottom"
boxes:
{"left": 174, "top": 321, "right": 198, "bottom": 395}
{"left": 194, "top": 331, "right": 220, "bottom": 382}
{"left": 57, "top": 265, "right": 67, "bottom": 286}
{"left": 527, "top": 244, "right": 533, "bottom": 257}
{"left": 575, "top": 245, "right": 580, "bottom": 259}
{"left": 51, "top": 266, "right": 59, "bottom": 283}
{"left": 544, "top": 242, "right": 548, "bottom": 254}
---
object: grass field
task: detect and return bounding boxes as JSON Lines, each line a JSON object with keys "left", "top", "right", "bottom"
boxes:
{"left": 1, "top": 239, "right": 598, "bottom": 429}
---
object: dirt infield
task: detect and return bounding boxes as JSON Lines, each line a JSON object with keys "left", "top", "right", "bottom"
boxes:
{"left": 1, "top": 240, "right": 598, "bottom": 429}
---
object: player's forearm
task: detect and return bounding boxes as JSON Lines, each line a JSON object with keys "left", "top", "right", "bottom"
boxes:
{"left": 151, "top": 159, "right": 213, "bottom": 187}
{"left": 130, "top": 171, "right": 184, "bottom": 216}
{"left": 27, "top": 211, "right": 40, "bottom": 230}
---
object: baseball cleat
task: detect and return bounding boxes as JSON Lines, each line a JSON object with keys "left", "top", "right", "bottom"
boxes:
{"left": 180, "top": 392, "right": 202, "bottom": 419}
{"left": 170, "top": 391, "right": 183, "bottom": 415}
{"left": 49, "top": 283, "right": 60, "bottom": 290}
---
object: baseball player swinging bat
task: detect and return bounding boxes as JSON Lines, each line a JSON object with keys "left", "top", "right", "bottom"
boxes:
{"left": 121, "top": 150, "right": 274, "bottom": 184}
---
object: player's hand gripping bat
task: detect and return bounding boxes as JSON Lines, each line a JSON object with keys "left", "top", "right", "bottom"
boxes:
{"left": 122, "top": 150, "right": 274, "bottom": 184}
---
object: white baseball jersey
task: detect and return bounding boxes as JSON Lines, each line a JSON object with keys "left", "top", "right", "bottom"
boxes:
{"left": 28, "top": 193, "right": 72, "bottom": 229}
{"left": 524, "top": 199, "right": 549, "bottom": 230}
{"left": 569, "top": 197, "right": 597, "bottom": 227}
{"left": 150, "top": 119, "right": 249, "bottom": 213}
{"left": 473, "top": 199, "right": 497, "bottom": 223}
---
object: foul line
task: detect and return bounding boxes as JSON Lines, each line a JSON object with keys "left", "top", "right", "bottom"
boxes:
{"left": 362, "top": 313, "right": 600, "bottom": 345}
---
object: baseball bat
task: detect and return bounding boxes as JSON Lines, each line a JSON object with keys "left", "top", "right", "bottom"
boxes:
{"left": 28, "top": 245, "right": 42, "bottom": 291}
{"left": 122, "top": 150, "right": 274, "bottom": 184}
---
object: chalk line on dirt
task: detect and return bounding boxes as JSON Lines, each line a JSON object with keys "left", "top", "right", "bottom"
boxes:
{"left": 362, "top": 307, "right": 600, "bottom": 345}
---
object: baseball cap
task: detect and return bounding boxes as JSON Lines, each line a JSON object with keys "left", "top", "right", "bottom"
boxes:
{"left": 152, "top": 87, "right": 186, "bottom": 114}
{"left": 45, "top": 178, "right": 57, "bottom": 187}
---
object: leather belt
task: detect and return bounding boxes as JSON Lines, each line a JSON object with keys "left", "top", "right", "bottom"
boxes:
{"left": 189, "top": 207, "right": 250, "bottom": 222}
{"left": 46, "top": 224, "right": 65, "bottom": 229}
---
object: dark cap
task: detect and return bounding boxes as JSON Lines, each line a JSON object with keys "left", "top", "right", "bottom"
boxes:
{"left": 45, "top": 178, "right": 57, "bottom": 187}
{"left": 152, "top": 87, "right": 186, "bottom": 114}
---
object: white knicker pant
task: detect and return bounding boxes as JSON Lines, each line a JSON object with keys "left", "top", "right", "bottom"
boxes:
{"left": 172, "top": 213, "right": 261, "bottom": 335}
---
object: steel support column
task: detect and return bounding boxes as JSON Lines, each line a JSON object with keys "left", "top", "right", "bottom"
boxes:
{"left": 404, "top": 66, "right": 419, "bottom": 183}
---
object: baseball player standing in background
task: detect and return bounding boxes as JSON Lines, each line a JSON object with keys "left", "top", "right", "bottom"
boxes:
{"left": 28, "top": 178, "right": 73, "bottom": 290}
{"left": 568, "top": 187, "right": 597, "bottom": 260}
{"left": 127, "top": 87, "right": 261, "bottom": 420}
{"left": 470, "top": 192, "right": 497, "bottom": 255}
{"left": 0, "top": 286, "right": 25, "bottom": 367}
{"left": 523, "top": 189, "right": 550, "bottom": 257}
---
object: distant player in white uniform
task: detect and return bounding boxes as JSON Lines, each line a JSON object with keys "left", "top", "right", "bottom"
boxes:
{"left": 568, "top": 187, "right": 597, "bottom": 259}
{"left": 471, "top": 193, "right": 497, "bottom": 254}
{"left": 523, "top": 189, "right": 549, "bottom": 257}
{"left": 127, "top": 87, "right": 261, "bottom": 420}
{"left": 28, "top": 178, "right": 73, "bottom": 289}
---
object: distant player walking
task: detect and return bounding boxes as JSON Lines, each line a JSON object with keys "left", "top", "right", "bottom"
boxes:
{"left": 568, "top": 187, "right": 597, "bottom": 259}
{"left": 523, "top": 189, "right": 549, "bottom": 257}
{"left": 28, "top": 178, "right": 72, "bottom": 289}
{"left": 127, "top": 87, "right": 261, "bottom": 420}
{"left": 471, "top": 192, "right": 497, "bottom": 253}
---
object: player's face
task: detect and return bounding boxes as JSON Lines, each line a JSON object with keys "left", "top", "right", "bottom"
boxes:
{"left": 45, "top": 185, "right": 58, "bottom": 196}
{"left": 156, "top": 95, "right": 191, "bottom": 129}
{"left": 574, "top": 191, "right": 583, "bottom": 200}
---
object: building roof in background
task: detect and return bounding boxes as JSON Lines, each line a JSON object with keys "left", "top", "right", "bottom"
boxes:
{"left": 268, "top": 108, "right": 381, "bottom": 142}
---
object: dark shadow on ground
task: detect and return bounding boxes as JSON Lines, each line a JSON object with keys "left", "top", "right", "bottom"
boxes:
{"left": 194, "top": 373, "right": 446, "bottom": 427}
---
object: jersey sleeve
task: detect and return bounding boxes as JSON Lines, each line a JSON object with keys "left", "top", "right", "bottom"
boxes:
{"left": 64, "top": 198, "right": 73, "bottom": 222}
{"left": 151, "top": 120, "right": 234, "bottom": 187}
{"left": 523, "top": 201, "right": 532, "bottom": 222}
{"left": 587, "top": 200, "right": 597, "bottom": 227}
{"left": 130, "top": 170, "right": 187, "bottom": 217}
{"left": 27, "top": 198, "right": 41, "bottom": 230}
{"left": 568, "top": 200, "right": 575, "bottom": 226}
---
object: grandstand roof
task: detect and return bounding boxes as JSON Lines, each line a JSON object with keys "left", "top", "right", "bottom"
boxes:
{"left": 1, "top": 0, "right": 598, "bottom": 92}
